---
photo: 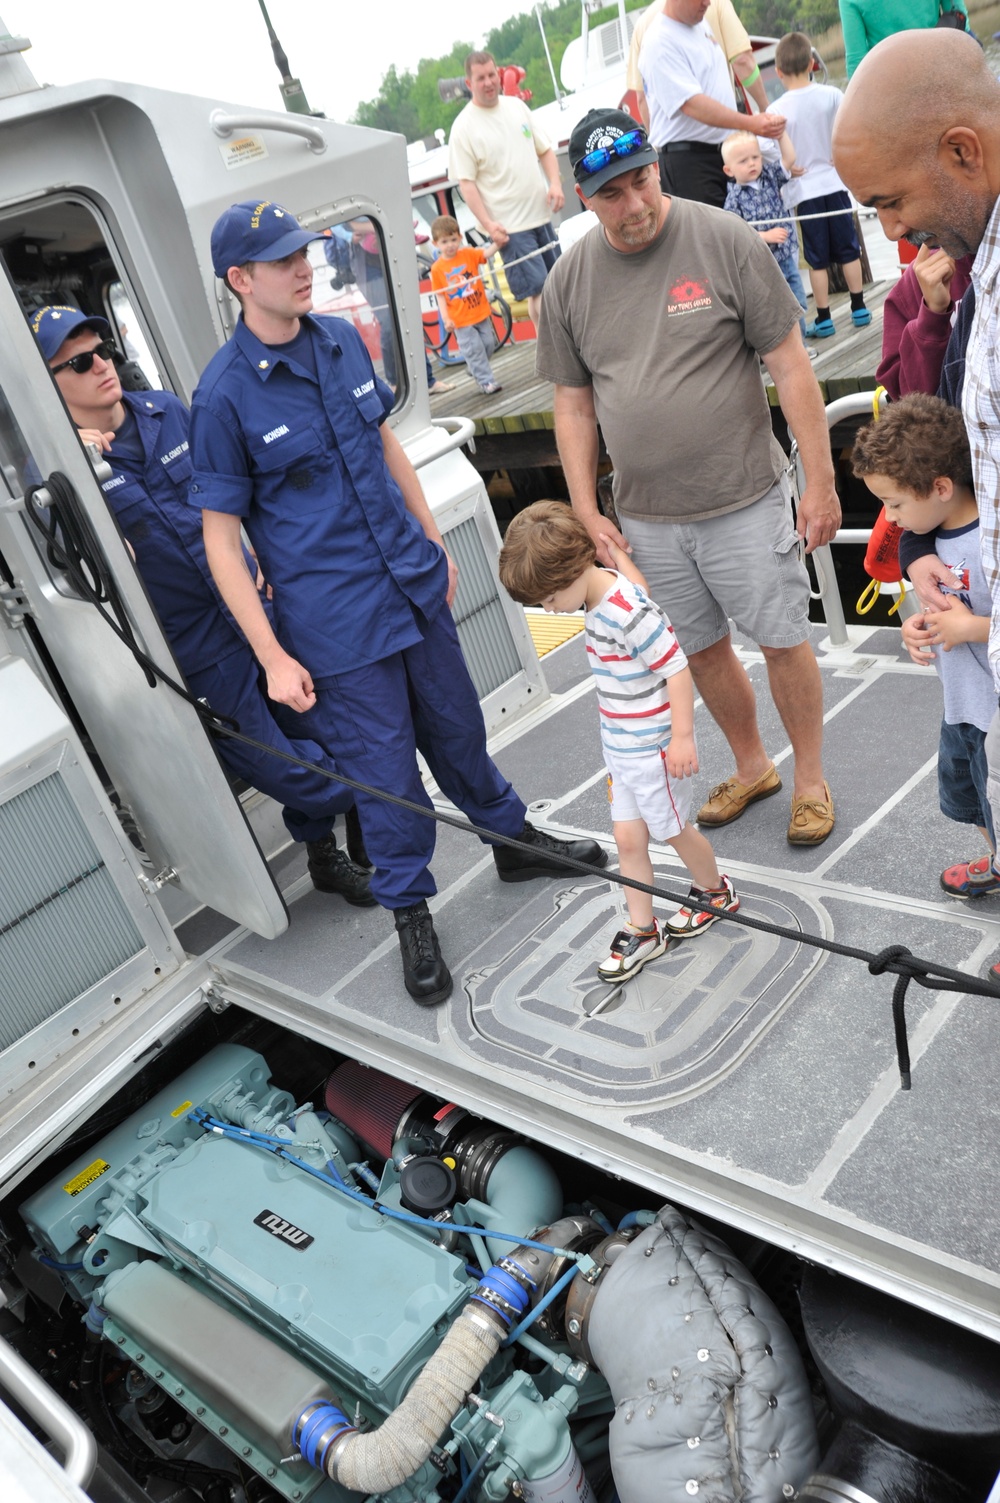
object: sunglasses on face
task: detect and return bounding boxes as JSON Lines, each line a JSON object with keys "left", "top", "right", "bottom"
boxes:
{"left": 50, "top": 338, "right": 118, "bottom": 376}
{"left": 577, "top": 129, "right": 647, "bottom": 177}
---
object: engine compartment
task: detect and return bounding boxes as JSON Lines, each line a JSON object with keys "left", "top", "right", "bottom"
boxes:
{"left": 3, "top": 1010, "right": 999, "bottom": 1503}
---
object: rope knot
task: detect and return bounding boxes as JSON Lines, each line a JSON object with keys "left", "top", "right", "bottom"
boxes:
{"left": 868, "top": 946, "right": 916, "bottom": 1090}
{"left": 868, "top": 944, "right": 916, "bottom": 980}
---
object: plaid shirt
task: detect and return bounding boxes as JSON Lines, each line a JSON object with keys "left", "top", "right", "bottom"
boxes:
{"left": 723, "top": 162, "right": 797, "bottom": 273}
{"left": 965, "top": 194, "right": 1000, "bottom": 690}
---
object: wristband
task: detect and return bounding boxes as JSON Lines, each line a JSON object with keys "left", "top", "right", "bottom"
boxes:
{"left": 743, "top": 63, "right": 761, "bottom": 86}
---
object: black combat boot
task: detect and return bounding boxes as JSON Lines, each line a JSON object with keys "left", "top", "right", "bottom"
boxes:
{"left": 306, "top": 834, "right": 375, "bottom": 906}
{"left": 394, "top": 900, "right": 453, "bottom": 1006}
{"left": 493, "top": 820, "right": 608, "bottom": 883}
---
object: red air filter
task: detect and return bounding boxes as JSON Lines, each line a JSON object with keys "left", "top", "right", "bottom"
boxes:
{"left": 325, "top": 1061, "right": 423, "bottom": 1159}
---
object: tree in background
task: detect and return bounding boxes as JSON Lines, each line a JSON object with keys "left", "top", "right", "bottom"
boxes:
{"left": 736, "top": 0, "right": 839, "bottom": 37}
{"left": 351, "top": 0, "right": 842, "bottom": 141}
{"left": 351, "top": 0, "right": 642, "bottom": 140}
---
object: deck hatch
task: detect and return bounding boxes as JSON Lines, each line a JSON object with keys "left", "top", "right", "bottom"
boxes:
{"left": 456, "top": 878, "right": 822, "bottom": 1103}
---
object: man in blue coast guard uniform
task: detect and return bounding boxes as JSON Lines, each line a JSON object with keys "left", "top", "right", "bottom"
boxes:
{"left": 33, "top": 304, "right": 373, "bottom": 907}
{"left": 190, "top": 200, "right": 605, "bottom": 1007}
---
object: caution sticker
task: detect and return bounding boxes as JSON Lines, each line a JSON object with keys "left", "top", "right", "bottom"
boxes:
{"left": 63, "top": 1159, "right": 110, "bottom": 1197}
{"left": 170, "top": 1100, "right": 194, "bottom": 1119}
{"left": 218, "top": 135, "right": 269, "bottom": 171}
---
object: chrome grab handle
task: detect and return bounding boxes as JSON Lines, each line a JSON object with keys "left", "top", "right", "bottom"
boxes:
{"left": 209, "top": 109, "right": 327, "bottom": 154}
{"left": 406, "top": 416, "right": 477, "bottom": 471}
{"left": 0, "top": 1331, "right": 97, "bottom": 1488}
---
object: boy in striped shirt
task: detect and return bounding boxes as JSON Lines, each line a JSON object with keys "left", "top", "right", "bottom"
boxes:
{"left": 499, "top": 501, "right": 738, "bottom": 981}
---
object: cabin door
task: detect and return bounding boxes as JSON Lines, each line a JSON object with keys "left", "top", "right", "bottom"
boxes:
{"left": 0, "top": 261, "right": 287, "bottom": 939}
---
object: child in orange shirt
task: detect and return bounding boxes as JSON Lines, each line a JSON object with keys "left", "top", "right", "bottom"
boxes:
{"left": 429, "top": 215, "right": 502, "bottom": 395}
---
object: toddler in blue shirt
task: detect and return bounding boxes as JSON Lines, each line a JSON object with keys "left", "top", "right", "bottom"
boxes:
{"left": 722, "top": 130, "right": 807, "bottom": 338}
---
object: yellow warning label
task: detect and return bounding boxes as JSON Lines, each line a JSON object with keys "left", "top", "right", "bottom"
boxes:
{"left": 171, "top": 1100, "right": 194, "bottom": 1119}
{"left": 63, "top": 1159, "right": 110, "bottom": 1197}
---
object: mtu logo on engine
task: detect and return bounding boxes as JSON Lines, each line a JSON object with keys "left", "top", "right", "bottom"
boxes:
{"left": 253, "top": 1209, "right": 314, "bottom": 1249}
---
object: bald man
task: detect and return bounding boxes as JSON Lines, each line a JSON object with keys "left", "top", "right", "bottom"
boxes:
{"left": 834, "top": 29, "right": 1000, "bottom": 968}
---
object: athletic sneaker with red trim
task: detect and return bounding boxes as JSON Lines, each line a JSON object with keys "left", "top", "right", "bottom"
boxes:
{"left": 597, "top": 919, "right": 667, "bottom": 982}
{"left": 664, "top": 875, "right": 739, "bottom": 938}
{"left": 940, "top": 855, "right": 1000, "bottom": 899}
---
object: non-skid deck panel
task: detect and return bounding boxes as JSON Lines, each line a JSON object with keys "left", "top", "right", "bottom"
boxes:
{"left": 631, "top": 895, "right": 987, "bottom": 1185}
{"left": 217, "top": 817, "right": 500, "bottom": 1014}
{"left": 492, "top": 683, "right": 604, "bottom": 806}
{"left": 824, "top": 995, "right": 1000, "bottom": 1272}
{"left": 552, "top": 646, "right": 939, "bottom": 874}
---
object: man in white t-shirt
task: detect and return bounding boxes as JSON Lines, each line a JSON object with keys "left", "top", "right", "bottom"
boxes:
{"left": 639, "top": 0, "right": 784, "bottom": 207}
{"left": 627, "top": 0, "right": 772, "bottom": 131}
{"left": 448, "top": 50, "right": 564, "bottom": 328}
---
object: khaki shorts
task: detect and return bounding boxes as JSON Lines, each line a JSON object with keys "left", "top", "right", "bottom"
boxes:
{"left": 621, "top": 476, "right": 811, "bottom": 656}
{"left": 605, "top": 744, "right": 693, "bottom": 843}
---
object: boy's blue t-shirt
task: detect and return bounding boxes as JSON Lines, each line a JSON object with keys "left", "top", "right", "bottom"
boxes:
{"left": 723, "top": 161, "right": 797, "bottom": 272}
{"left": 924, "top": 517, "right": 996, "bottom": 733}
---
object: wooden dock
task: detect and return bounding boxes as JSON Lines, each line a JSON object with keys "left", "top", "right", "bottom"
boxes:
{"left": 427, "top": 277, "right": 895, "bottom": 488}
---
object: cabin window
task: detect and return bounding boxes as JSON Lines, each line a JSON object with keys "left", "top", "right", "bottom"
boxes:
{"left": 0, "top": 195, "right": 169, "bottom": 394}
{"left": 313, "top": 215, "right": 405, "bottom": 405}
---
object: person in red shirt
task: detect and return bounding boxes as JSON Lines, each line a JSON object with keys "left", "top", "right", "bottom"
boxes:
{"left": 429, "top": 215, "right": 503, "bottom": 394}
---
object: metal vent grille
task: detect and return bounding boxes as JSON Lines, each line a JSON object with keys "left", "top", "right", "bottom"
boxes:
{"left": 599, "top": 16, "right": 633, "bottom": 67}
{"left": 0, "top": 774, "right": 144, "bottom": 1050}
{"left": 448, "top": 516, "right": 522, "bottom": 699}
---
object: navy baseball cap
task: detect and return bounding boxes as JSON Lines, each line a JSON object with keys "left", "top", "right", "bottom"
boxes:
{"left": 210, "top": 200, "right": 319, "bottom": 278}
{"left": 569, "top": 109, "right": 658, "bottom": 194}
{"left": 31, "top": 305, "right": 110, "bottom": 361}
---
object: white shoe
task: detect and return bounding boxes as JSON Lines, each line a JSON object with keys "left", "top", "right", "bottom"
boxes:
{"left": 597, "top": 919, "right": 666, "bottom": 981}
{"left": 664, "top": 875, "right": 739, "bottom": 938}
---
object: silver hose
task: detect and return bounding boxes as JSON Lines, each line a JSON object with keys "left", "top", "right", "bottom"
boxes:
{"left": 325, "top": 1302, "right": 506, "bottom": 1493}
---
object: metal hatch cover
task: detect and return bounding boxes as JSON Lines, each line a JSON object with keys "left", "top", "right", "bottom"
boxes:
{"left": 0, "top": 269, "right": 286, "bottom": 939}
{"left": 457, "top": 878, "right": 821, "bottom": 1102}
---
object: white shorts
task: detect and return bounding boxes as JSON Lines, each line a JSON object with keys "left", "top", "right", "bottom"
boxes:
{"left": 605, "top": 744, "right": 693, "bottom": 842}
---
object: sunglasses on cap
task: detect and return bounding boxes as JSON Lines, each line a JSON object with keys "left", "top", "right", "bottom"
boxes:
{"left": 50, "top": 338, "right": 118, "bottom": 376}
{"left": 577, "top": 129, "right": 647, "bottom": 177}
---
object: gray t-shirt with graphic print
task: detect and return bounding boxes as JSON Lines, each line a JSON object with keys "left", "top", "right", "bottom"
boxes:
{"left": 535, "top": 195, "right": 802, "bottom": 523}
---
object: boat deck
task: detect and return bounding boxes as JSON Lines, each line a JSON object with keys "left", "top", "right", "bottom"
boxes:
{"left": 195, "top": 620, "right": 1000, "bottom": 1345}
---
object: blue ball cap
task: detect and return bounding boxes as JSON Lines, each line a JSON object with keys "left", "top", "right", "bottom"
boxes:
{"left": 210, "top": 199, "right": 319, "bottom": 279}
{"left": 31, "top": 305, "right": 111, "bottom": 361}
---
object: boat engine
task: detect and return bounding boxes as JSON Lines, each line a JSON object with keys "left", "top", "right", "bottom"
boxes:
{"left": 19, "top": 1045, "right": 822, "bottom": 1503}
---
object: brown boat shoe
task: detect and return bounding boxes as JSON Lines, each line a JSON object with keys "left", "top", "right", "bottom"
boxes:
{"left": 696, "top": 763, "right": 782, "bottom": 826}
{"left": 787, "top": 781, "right": 835, "bottom": 845}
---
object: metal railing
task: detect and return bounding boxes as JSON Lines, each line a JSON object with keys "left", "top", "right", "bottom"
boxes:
{"left": 0, "top": 1326, "right": 97, "bottom": 1489}
{"left": 792, "top": 390, "right": 894, "bottom": 648}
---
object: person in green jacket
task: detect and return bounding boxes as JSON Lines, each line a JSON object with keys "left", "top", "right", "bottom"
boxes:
{"left": 839, "top": 0, "right": 969, "bottom": 78}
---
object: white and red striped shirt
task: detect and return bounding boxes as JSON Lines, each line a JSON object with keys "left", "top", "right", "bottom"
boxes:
{"left": 585, "top": 572, "right": 688, "bottom": 755}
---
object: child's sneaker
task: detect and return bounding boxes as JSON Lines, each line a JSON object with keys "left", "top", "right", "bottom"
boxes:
{"left": 805, "top": 318, "right": 835, "bottom": 339}
{"left": 597, "top": 919, "right": 666, "bottom": 982}
{"left": 940, "top": 855, "right": 1000, "bottom": 898}
{"left": 480, "top": 382, "right": 503, "bottom": 394}
{"left": 664, "top": 875, "right": 739, "bottom": 938}
{"left": 851, "top": 307, "right": 872, "bottom": 327}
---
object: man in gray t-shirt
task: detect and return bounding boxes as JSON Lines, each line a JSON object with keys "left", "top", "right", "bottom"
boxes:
{"left": 537, "top": 108, "right": 841, "bottom": 846}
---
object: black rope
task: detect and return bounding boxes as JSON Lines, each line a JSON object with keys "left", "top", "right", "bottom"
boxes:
{"left": 27, "top": 469, "right": 1000, "bottom": 1093}
{"left": 23, "top": 476, "right": 238, "bottom": 728}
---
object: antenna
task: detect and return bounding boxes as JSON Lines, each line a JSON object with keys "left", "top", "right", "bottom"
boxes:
{"left": 256, "top": 0, "right": 318, "bottom": 116}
